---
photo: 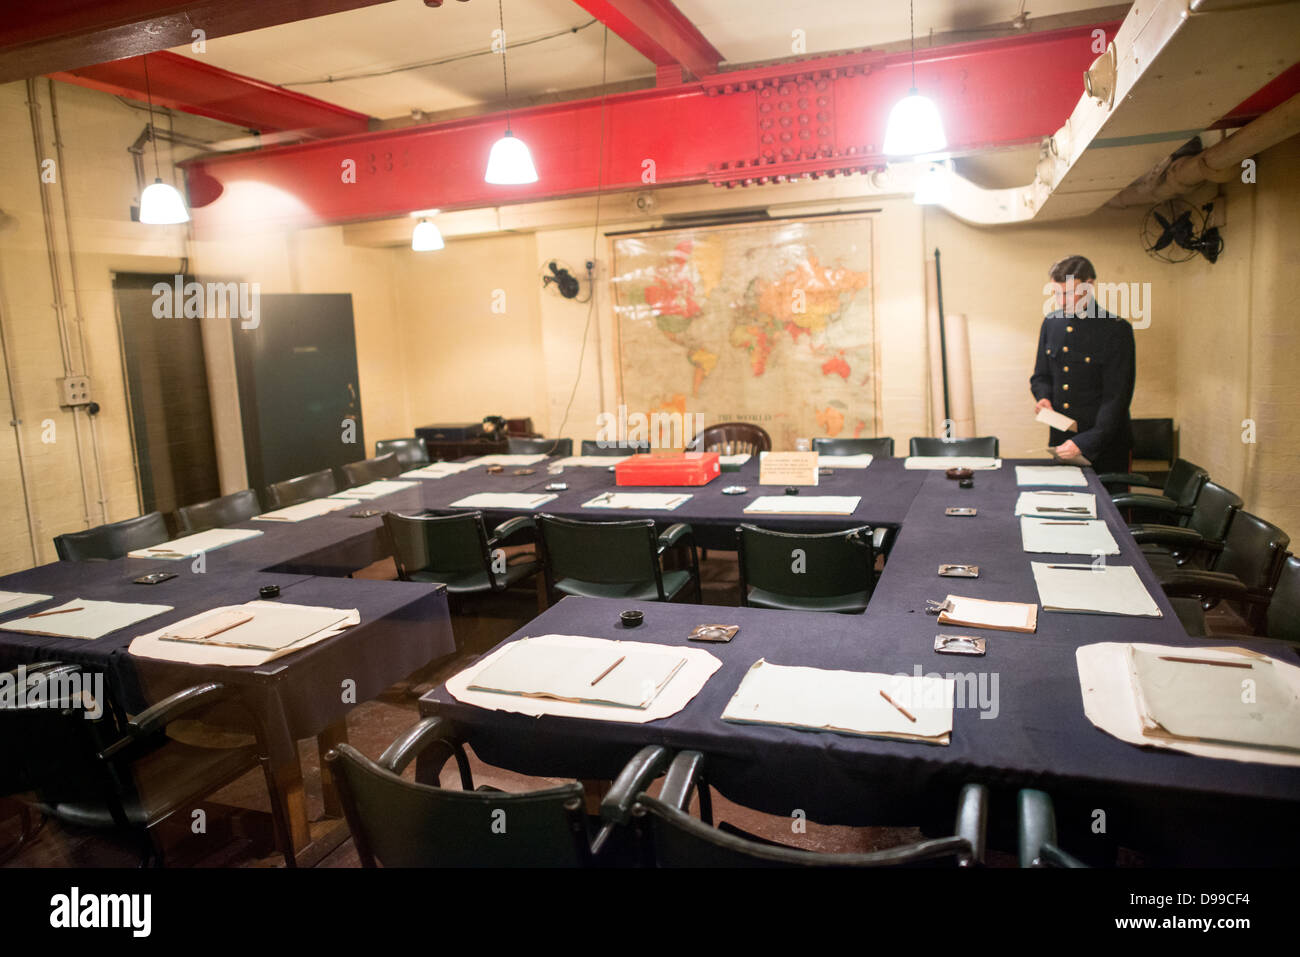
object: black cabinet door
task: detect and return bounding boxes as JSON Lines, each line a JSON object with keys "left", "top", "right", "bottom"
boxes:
{"left": 232, "top": 293, "right": 364, "bottom": 491}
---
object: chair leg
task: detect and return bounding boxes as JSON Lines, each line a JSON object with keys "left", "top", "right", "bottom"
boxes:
{"left": 259, "top": 756, "right": 297, "bottom": 868}
{"left": 0, "top": 802, "right": 43, "bottom": 864}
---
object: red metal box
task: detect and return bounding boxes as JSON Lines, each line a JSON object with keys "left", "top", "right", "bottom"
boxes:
{"left": 615, "top": 452, "right": 721, "bottom": 487}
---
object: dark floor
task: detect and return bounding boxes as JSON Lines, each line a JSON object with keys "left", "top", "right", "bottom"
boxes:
{"left": 0, "top": 551, "right": 1253, "bottom": 868}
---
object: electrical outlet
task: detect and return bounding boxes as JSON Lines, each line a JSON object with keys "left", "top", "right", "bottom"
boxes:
{"left": 59, "top": 375, "right": 92, "bottom": 407}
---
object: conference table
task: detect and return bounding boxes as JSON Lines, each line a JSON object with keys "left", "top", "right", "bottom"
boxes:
{"left": 0, "top": 514, "right": 455, "bottom": 863}
{"left": 415, "top": 458, "right": 1300, "bottom": 864}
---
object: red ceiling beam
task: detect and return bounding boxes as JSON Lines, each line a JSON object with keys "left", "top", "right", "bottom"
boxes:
{"left": 50, "top": 51, "right": 370, "bottom": 136}
{"left": 185, "top": 23, "right": 1122, "bottom": 235}
{"left": 1211, "top": 60, "right": 1300, "bottom": 129}
{"left": 572, "top": 0, "right": 722, "bottom": 80}
{"left": 0, "top": 0, "right": 399, "bottom": 84}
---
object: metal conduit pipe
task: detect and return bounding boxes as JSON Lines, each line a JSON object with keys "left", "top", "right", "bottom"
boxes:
{"left": 25, "top": 77, "right": 95, "bottom": 529}
{"left": 1110, "top": 91, "right": 1300, "bottom": 207}
{"left": 49, "top": 79, "right": 109, "bottom": 524}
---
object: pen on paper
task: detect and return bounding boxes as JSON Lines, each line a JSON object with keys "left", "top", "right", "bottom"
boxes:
{"left": 878, "top": 689, "right": 916, "bottom": 723}
{"left": 28, "top": 606, "right": 84, "bottom": 618}
{"left": 591, "top": 656, "right": 626, "bottom": 686}
{"left": 1157, "top": 655, "right": 1252, "bottom": 669}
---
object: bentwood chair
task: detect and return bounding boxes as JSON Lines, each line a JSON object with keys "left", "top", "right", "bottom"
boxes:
{"left": 580, "top": 439, "right": 649, "bottom": 456}
{"left": 536, "top": 514, "right": 700, "bottom": 605}
{"left": 1018, "top": 790, "right": 1087, "bottom": 868}
{"left": 508, "top": 436, "right": 574, "bottom": 457}
{"left": 339, "top": 453, "right": 403, "bottom": 487}
{"left": 176, "top": 489, "right": 262, "bottom": 534}
{"left": 264, "top": 469, "right": 338, "bottom": 508}
{"left": 54, "top": 512, "right": 169, "bottom": 561}
{"left": 736, "top": 524, "right": 876, "bottom": 613}
{"left": 694, "top": 422, "right": 772, "bottom": 455}
{"left": 375, "top": 438, "right": 431, "bottom": 468}
{"left": 908, "top": 436, "right": 999, "bottom": 458}
{"left": 327, "top": 717, "right": 618, "bottom": 867}
{"left": 381, "top": 511, "right": 539, "bottom": 601}
{"left": 603, "top": 748, "right": 988, "bottom": 868}
{"left": 812, "top": 437, "right": 895, "bottom": 458}
{"left": 2, "top": 668, "right": 292, "bottom": 867}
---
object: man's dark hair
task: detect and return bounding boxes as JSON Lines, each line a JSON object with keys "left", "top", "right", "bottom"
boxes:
{"left": 1048, "top": 255, "right": 1096, "bottom": 283}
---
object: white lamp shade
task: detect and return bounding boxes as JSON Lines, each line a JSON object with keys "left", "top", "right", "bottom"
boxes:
{"left": 912, "top": 162, "right": 951, "bottom": 206}
{"left": 882, "top": 92, "right": 947, "bottom": 157}
{"left": 411, "top": 219, "right": 444, "bottom": 251}
{"left": 484, "top": 131, "right": 538, "bottom": 185}
{"left": 139, "top": 179, "right": 190, "bottom": 224}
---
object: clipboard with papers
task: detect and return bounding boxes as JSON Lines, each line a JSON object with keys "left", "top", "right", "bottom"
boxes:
{"left": 934, "top": 595, "right": 1038, "bottom": 633}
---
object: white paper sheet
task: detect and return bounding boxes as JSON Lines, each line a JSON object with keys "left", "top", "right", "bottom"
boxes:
{"left": 156, "top": 603, "right": 353, "bottom": 651}
{"left": 718, "top": 454, "right": 752, "bottom": 467}
{"left": 942, "top": 595, "right": 1038, "bottom": 631}
{"left": 1076, "top": 642, "right": 1300, "bottom": 766}
{"left": 904, "top": 456, "right": 1001, "bottom": 470}
{"left": 328, "top": 480, "right": 418, "bottom": 500}
{"left": 1015, "top": 465, "right": 1088, "bottom": 487}
{"left": 819, "top": 453, "right": 874, "bottom": 469}
{"left": 1014, "top": 491, "right": 1097, "bottom": 518}
{"left": 722, "top": 659, "right": 953, "bottom": 745}
{"left": 449, "top": 492, "right": 558, "bottom": 510}
{"left": 255, "top": 498, "right": 353, "bottom": 522}
{"left": 402, "top": 462, "right": 477, "bottom": 479}
{"left": 468, "top": 638, "right": 687, "bottom": 709}
{"left": 1, "top": 599, "right": 173, "bottom": 640}
{"left": 127, "top": 527, "right": 263, "bottom": 560}
{"left": 0, "top": 591, "right": 53, "bottom": 615}
{"left": 1031, "top": 562, "right": 1162, "bottom": 617}
{"left": 129, "top": 601, "right": 359, "bottom": 666}
{"left": 743, "top": 495, "right": 861, "bottom": 515}
{"left": 552, "top": 455, "right": 631, "bottom": 467}
{"left": 1035, "top": 407, "right": 1078, "bottom": 432}
{"left": 464, "top": 454, "right": 547, "bottom": 466}
{"left": 581, "top": 492, "right": 691, "bottom": 510}
{"left": 1020, "top": 517, "right": 1120, "bottom": 555}
{"left": 446, "top": 634, "right": 721, "bottom": 724}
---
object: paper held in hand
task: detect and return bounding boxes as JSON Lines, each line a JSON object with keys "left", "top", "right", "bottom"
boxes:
{"left": 758, "top": 451, "right": 819, "bottom": 486}
{"left": 1036, "top": 406, "right": 1078, "bottom": 432}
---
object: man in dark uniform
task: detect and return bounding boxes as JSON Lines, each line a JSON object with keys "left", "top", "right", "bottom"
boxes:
{"left": 1029, "top": 255, "right": 1135, "bottom": 475}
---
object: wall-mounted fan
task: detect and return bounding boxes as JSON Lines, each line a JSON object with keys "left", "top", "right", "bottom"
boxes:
{"left": 539, "top": 258, "right": 592, "bottom": 302}
{"left": 1141, "top": 197, "right": 1223, "bottom": 264}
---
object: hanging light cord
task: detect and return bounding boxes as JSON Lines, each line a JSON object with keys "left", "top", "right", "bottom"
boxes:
{"left": 498, "top": 0, "right": 512, "bottom": 132}
{"left": 909, "top": 0, "right": 916, "bottom": 89}
{"left": 142, "top": 54, "right": 161, "bottom": 178}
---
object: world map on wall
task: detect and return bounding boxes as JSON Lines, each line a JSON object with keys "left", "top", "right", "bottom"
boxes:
{"left": 611, "top": 217, "right": 876, "bottom": 450}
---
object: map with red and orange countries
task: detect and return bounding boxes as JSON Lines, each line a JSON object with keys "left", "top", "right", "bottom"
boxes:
{"left": 612, "top": 219, "right": 876, "bottom": 450}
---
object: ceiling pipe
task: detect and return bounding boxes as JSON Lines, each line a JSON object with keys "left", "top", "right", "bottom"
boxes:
{"left": 1109, "top": 91, "right": 1300, "bottom": 207}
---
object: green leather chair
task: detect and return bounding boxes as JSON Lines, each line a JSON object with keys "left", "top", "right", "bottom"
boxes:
{"left": 813, "top": 437, "right": 895, "bottom": 457}
{"left": 339, "top": 452, "right": 403, "bottom": 488}
{"left": 264, "top": 468, "right": 338, "bottom": 508}
{"left": 508, "top": 436, "right": 573, "bottom": 456}
{"left": 536, "top": 513, "right": 700, "bottom": 604}
{"left": 176, "top": 489, "right": 262, "bottom": 534}
{"left": 381, "top": 511, "right": 538, "bottom": 597}
{"left": 1106, "top": 457, "right": 1208, "bottom": 526}
{"left": 327, "top": 717, "right": 624, "bottom": 867}
{"left": 1018, "top": 789, "right": 1086, "bottom": 868}
{"left": 909, "top": 436, "right": 999, "bottom": 457}
{"left": 603, "top": 748, "right": 987, "bottom": 868}
{"left": 375, "top": 437, "right": 430, "bottom": 468}
{"left": 54, "top": 512, "right": 170, "bottom": 562}
{"left": 736, "top": 523, "right": 875, "bottom": 613}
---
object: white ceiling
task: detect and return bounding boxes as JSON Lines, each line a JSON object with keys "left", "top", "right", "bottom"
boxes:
{"left": 170, "top": 0, "right": 1126, "bottom": 122}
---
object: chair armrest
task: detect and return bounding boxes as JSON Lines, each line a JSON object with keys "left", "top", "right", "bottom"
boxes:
{"left": 954, "top": 783, "right": 988, "bottom": 866}
{"left": 1098, "top": 472, "right": 1154, "bottom": 487}
{"left": 656, "top": 522, "right": 694, "bottom": 553}
{"left": 1017, "top": 789, "right": 1057, "bottom": 867}
{"left": 1161, "top": 570, "right": 1249, "bottom": 602}
{"left": 377, "top": 716, "right": 469, "bottom": 786}
{"left": 489, "top": 515, "right": 535, "bottom": 547}
{"left": 600, "top": 745, "right": 671, "bottom": 826}
{"left": 1110, "top": 493, "right": 1187, "bottom": 515}
{"left": 100, "top": 682, "right": 233, "bottom": 761}
{"left": 658, "top": 750, "right": 706, "bottom": 810}
{"left": 1128, "top": 524, "right": 1204, "bottom": 549}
